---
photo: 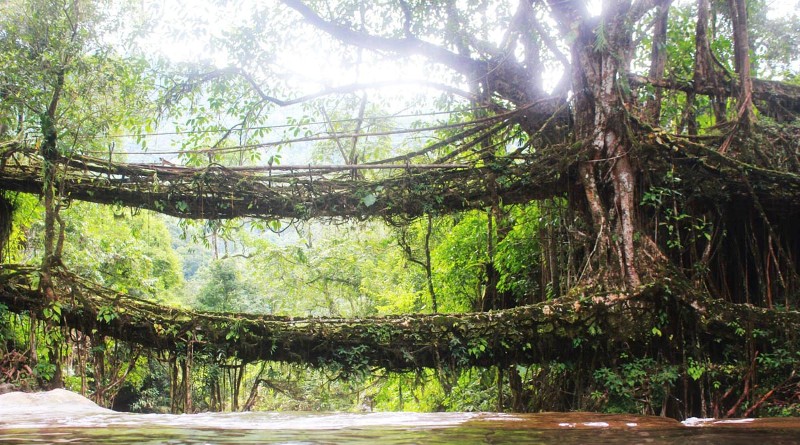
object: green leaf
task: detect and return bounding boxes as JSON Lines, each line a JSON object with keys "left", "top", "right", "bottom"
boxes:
{"left": 361, "top": 193, "right": 377, "bottom": 207}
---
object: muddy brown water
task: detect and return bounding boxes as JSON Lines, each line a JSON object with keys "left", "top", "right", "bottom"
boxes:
{"left": 1, "top": 411, "right": 800, "bottom": 444}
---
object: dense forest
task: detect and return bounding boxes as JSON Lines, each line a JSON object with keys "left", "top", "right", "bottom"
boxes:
{"left": 1, "top": 0, "right": 800, "bottom": 418}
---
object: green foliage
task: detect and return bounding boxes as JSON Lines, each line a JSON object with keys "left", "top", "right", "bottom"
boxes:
{"left": 195, "top": 259, "right": 259, "bottom": 313}
{"left": 2, "top": 193, "right": 39, "bottom": 263}
{"left": 431, "top": 212, "right": 489, "bottom": 312}
{"left": 42, "top": 302, "right": 62, "bottom": 323}
{"left": 641, "top": 171, "right": 712, "bottom": 255}
{"left": 429, "top": 205, "right": 543, "bottom": 311}
{"left": 239, "top": 222, "right": 423, "bottom": 317}
{"left": 97, "top": 306, "right": 118, "bottom": 324}
{"left": 593, "top": 356, "right": 679, "bottom": 415}
{"left": 656, "top": 4, "right": 727, "bottom": 130}
{"left": 0, "top": 0, "right": 153, "bottom": 155}
{"left": 663, "top": 5, "right": 699, "bottom": 82}
{"left": 686, "top": 357, "right": 706, "bottom": 382}
{"left": 43, "top": 204, "right": 185, "bottom": 302}
{"left": 34, "top": 361, "right": 56, "bottom": 382}
{"left": 129, "top": 386, "right": 170, "bottom": 413}
{"left": 372, "top": 368, "right": 505, "bottom": 412}
{"left": 495, "top": 205, "right": 543, "bottom": 299}
{"left": 251, "top": 363, "right": 371, "bottom": 412}
{"left": 750, "top": 10, "right": 800, "bottom": 79}
{"left": 441, "top": 369, "right": 499, "bottom": 411}
{"left": 0, "top": 303, "right": 10, "bottom": 350}
{"left": 224, "top": 319, "right": 251, "bottom": 341}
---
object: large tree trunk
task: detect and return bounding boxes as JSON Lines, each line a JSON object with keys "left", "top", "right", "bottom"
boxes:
{"left": 694, "top": 0, "right": 728, "bottom": 126}
{"left": 728, "top": 0, "right": 754, "bottom": 128}
{"left": 644, "top": 0, "right": 672, "bottom": 124}
{"left": 551, "top": 0, "right": 652, "bottom": 290}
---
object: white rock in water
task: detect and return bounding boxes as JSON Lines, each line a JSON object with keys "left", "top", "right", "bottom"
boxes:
{"left": 0, "top": 389, "right": 112, "bottom": 415}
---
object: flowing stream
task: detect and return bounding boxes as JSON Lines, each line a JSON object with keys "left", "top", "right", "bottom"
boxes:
{"left": 1, "top": 390, "right": 799, "bottom": 444}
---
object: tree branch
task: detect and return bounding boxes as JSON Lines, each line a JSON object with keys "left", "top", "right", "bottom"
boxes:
{"left": 281, "top": 0, "right": 484, "bottom": 76}
{"left": 628, "top": 74, "right": 800, "bottom": 116}
{"left": 630, "top": 0, "right": 664, "bottom": 24}
{"left": 545, "top": 0, "right": 590, "bottom": 31}
{"left": 280, "top": 0, "right": 551, "bottom": 114}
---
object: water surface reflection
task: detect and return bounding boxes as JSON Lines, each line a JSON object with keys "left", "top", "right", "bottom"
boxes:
{"left": 1, "top": 411, "right": 799, "bottom": 444}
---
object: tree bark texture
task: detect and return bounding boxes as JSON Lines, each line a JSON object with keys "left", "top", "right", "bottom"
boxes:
{"left": 549, "top": 0, "right": 645, "bottom": 288}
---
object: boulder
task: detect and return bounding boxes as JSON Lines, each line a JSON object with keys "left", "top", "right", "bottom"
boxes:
{"left": 0, "top": 383, "right": 16, "bottom": 395}
{"left": 0, "top": 388, "right": 112, "bottom": 416}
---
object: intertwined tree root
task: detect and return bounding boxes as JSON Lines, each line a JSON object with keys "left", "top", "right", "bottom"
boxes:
{"left": 2, "top": 265, "right": 797, "bottom": 372}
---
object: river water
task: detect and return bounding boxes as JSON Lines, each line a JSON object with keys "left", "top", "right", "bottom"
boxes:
{"left": 1, "top": 390, "right": 799, "bottom": 444}
{"left": 2, "top": 410, "right": 800, "bottom": 444}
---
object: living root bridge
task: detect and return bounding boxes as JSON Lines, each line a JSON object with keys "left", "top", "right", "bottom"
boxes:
{"left": 2, "top": 265, "right": 799, "bottom": 371}
{"left": 0, "top": 145, "right": 565, "bottom": 221}
{"left": 2, "top": 124, "right": 799, "bottom": 222}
